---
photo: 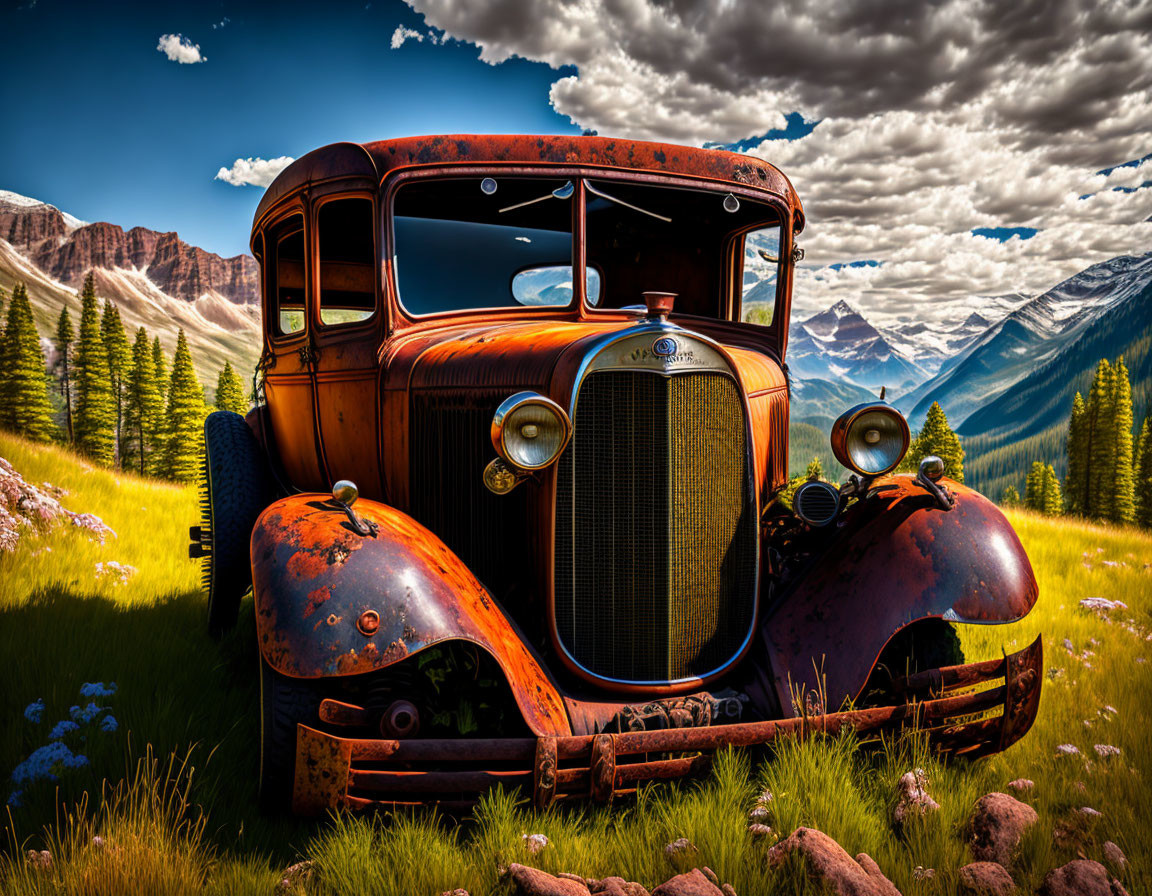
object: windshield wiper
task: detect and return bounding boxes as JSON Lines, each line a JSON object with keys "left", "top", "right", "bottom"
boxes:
{"left": 584, "top": 181, "right": 671, "bottom": 222}
{"left": 499, "top": 181, "right": 574, "bottom": 214}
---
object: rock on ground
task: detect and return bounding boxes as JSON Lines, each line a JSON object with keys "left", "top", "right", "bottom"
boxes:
{"left": 505, "top": 863, "right": 591, "bottom": 896}
{"left": 651, "top": 868, "right": 730, "bottom": 896}
{"left": 766, "top": 827, "right": 900, "bottom": 896}
{"left": 1038, "top": 859, "right": 1129, "bottom": 896}
{"left": 1102, "top": 841, "right": 1127, "bottom": 870}
{"left": 893, "top": 769, "right": 939, "bottom": 825}
{"left": 587, "top": 875, "right": 650, "bottom": 896}
{"left": 957, "top": 861, "right": 1016, "bottom": 895}
{"left": 967, "top": 793, "right": 1038, "bottom": 865}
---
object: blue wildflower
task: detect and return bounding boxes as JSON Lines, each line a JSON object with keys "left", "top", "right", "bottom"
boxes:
{"left": 48, "top": 720, "right": 80, "bottom": 740}
{"left": 9, "top": 742, "right": 77, "bottom": 785}
{"left": 7, "top": 790, "right": 22, "bottom": 808}
{"left": 23, "top": 700, "right": 45, "bottom": 724}
{"left": 62, "top": 752, "right": 88, "bottom": 770}
{"left": 79, "top": 682, "right": 117, "bottom": 698}
{"left": 69, "top": 703, "right": 105, "bottom": 725}
{"left": 100, "top": 715, "right": 118, "bottom": 733}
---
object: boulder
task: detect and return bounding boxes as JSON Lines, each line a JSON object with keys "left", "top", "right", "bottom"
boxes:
{"left": 893, "top": 769, "right": 939, "bottom": 825}
{"left": 967, "top": 793, "right": 1037, "bottom": 865}
{"left": 766, "top": 827, "right": 901, "bottom": 896}
{"left": 650, "top": 868, "right": 725, "bottom": 896}
{"left": 589, "top": 876, "right": 651, "bottom": 896}
{"left": 1102, "top": 841, "right": 1127, "bottom": 870}
{"left": 1038, "top": 859, "right": 1129, "bottom": 896}
{"left": 505, "top": 863, "right": 592, "bottom": 896}
{"left": 957, "top": 861, "right": 1016, "bottom": 895}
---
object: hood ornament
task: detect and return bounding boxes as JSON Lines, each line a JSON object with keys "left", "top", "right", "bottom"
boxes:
{"left": 642, "top": 291, "right": 677, "bottom": 322}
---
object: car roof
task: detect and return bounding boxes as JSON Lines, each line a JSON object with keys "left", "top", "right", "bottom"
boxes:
{"left": 253, "top": 134, "right": 803, "bottom": 231}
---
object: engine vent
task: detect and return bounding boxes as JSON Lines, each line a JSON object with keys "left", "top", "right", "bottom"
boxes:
{"left": 793, "top": 480, "right": 840, "bottom": 527}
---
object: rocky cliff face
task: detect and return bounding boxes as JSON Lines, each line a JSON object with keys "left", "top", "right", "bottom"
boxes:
{"left": 0, "top": 191, "right": 257, "bottom": 305}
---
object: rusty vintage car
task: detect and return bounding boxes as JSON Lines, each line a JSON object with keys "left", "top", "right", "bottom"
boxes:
{"left": 190, "top": 135, "right": 1042, "bottom": 814}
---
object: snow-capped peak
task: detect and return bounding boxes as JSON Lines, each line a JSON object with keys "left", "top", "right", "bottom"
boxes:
{"left": 0, "top": 189, "right": 87, "bottom": 231}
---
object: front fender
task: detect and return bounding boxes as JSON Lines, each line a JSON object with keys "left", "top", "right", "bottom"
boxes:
{"left": 761, "top": 476, "right": 1038, "bottom": 713}
{"left": 250, "top": 494, "right": 571, "bottom": 737}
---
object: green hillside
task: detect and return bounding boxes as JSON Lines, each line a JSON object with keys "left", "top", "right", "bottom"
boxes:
{"left": 2, "top": 431, "right": 1148, "bottom": 893}
{"left": 788, "top": 420, "right": 846, "bottom": 481}
{"left": 0, "top": 244, "right": 261, "bottom": 393}
{"left": 960, "top": 279, "right": 1152, "bottom": 499}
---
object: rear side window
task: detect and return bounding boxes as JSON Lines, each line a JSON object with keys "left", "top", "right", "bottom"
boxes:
{"left": 319, "top": 198, "right": 375, "bottom": 326}
{"left": 269, "top": 215, "right": 305, "bottom": 336}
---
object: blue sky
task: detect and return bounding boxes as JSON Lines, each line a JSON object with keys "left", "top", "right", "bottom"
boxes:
{"left": 0, "top": 0, "right": 578, "bottom": 258}
{"left": 2, "top": 0, "right": 1149, "bottom": 325}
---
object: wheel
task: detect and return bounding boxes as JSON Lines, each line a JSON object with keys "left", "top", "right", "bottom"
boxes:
{"left": 258, "top": 657, "right": 323, "bottom": 813}
{"left": 860, "top": 619, "right": 964, "bottom": 706}
{"left": 195, "top": 411, "right": 275, "bottom": 636}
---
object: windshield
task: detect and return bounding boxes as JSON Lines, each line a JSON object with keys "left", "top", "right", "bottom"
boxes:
{"left": 584, "top": 179, "right": 782, "bottom": 320}
{"left": 393, "top": 176, "right": 594, "bottom": 316}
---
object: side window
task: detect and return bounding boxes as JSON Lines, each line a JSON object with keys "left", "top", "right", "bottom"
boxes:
{"left": 741, "top": 224, "right": 781, "bottom": 326}
{"left": 319, "top": 198, "right": 375, "bottom": 326}
{"left": 269, "top": 215, "right": 306, "bottom": 336}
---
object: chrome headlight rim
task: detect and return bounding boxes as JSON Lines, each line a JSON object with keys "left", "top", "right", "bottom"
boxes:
{"left": 491, "top": 391, "right": 572, "bottom": 471}
{"left": 830, "top": 402, "right": 911, "bottom": 477}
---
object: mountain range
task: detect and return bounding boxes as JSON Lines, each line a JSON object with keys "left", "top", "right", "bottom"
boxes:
{"left": 2, "top": 188, "right": 1146, "bottom": 500}
{"left": 0, "top": 190, "right": 260, "bottom": 387}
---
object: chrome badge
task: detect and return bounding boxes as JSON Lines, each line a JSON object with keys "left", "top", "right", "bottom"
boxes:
{"left": 652, "top": 336, "right": 678, "bottom": 357}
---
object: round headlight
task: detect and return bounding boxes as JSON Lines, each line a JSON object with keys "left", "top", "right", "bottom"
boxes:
{"left": 491, "top": 392, "right": 572, "bottom": 470}
{"left": 830, "top": 402, "right": 910, "bottom": 476}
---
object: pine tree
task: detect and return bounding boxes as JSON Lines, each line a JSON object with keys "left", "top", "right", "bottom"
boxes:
{"left": 72, "top": 272, "right": 115, "bottom": 463}
{"left": 124, "top": 326, "right": 163, "bottom": 476}
{"left": 1135, "top": 419, "right": 1152, "bottom": 529}
{"left": 101, "top": 301, "right": 132, "bottom": 466}
{"left": 1108, "top": 357, "right": 1135, "bottom": 524}
{"left": 1085, "top": 358, "right": 1115, "bottom": 520}
{"left": 0, "top": 283, "right": 56, "bottom": 441}
{"left": 214, "top": 361, "right": 248, "bottom": 416}
{"left": 906, "top": 402, "right": 965, "bottom": 482}
{"left": 1024, "top": 461, "right": 1045, "bottom": 511}
{"left": 1064, "top": 391, "right": 1087, "bottom": 515}
{"left": 152, "top": 336, "right": 168, "bottom": 406}
{"left": 1000, "top": 484, "right": 1021, "bottom": 507}
{"left": 54, "top": 306, "right": 75, "bottom": 443}
{"left": 1041, "top": 464, "right": 1063, "bottom": 516}
{"left": 159, "top": 329, "right": 207, "bottom": 483}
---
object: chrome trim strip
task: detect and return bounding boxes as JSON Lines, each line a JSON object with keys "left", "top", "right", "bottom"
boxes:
{"left": 554, "top": 318, "right": 761, "bottom": 688}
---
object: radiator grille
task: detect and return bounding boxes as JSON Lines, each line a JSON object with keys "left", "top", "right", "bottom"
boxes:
{"left": 555, "top": 370, "right": 757, "bottom": 682}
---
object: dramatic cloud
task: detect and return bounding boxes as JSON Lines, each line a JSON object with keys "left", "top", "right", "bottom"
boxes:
{"left": 214, "top": 156, "right": 295, "bottom": 188}
{"left": 405, "top": 0, "right": 1152, "bottom": 325}
{"left": 391, "top": 25, "right": 425, "bottom": 49}
{"left": 156, "top": 33, "right": 205, "bottom": 65}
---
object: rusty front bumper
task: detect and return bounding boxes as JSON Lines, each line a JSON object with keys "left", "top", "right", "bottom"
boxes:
{"left": 291, "top": 636, "right": 1042, "bottom": 815}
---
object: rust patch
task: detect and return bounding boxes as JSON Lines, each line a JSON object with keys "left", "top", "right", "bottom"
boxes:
{"left": 303, "top": 587, "right": 332, "bottom": 619}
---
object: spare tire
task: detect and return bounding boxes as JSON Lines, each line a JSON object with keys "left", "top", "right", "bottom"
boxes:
{"left": 195, "top": 410, "right": 277, "bottom": 635}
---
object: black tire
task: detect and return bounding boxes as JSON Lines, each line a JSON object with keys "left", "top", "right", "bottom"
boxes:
{"left": 258, "top": 658, "right": 323, "bottom": 813}
{"left": 861, "top": 619, "right": 965, "bottom": 706}
{"left": 199, "top": 411, "right": 275, "bottom": 635}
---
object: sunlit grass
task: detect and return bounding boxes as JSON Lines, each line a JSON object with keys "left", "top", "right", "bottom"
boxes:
{"left": 1, "top": 433, "right": 1148, "bottom": 894}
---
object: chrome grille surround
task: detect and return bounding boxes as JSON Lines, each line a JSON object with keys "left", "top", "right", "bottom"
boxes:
{"left": 553, "top": 322, "right": 760, "bottom": 686}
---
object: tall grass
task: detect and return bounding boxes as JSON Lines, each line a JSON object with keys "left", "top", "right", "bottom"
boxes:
{"left": 1, "top": 431, "right": 1148, "bottom": 894}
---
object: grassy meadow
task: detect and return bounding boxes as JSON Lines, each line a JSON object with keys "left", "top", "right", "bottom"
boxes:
{"left": 1, "top": 431, "right": 1149, "bottom": 895}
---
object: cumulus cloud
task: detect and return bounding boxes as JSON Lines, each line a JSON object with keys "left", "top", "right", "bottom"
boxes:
{"left": 215, "top": 156, "right": 295, "bottom": 188}
{"left": 391, "top": 25, "right": 425, "bottom": 48}
{"left": 156, "top": 33, "right": 205, "bottom": 64}
{"left": 405, "top": 0, "right": 1152, "bottom": 325}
